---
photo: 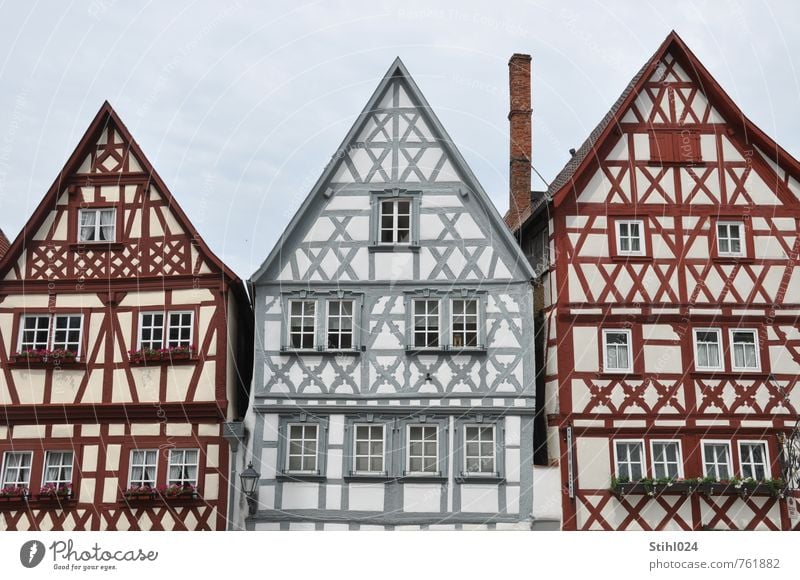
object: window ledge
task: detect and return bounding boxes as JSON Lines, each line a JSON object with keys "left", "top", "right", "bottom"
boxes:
{"left": 597, "top": 372, "right": 640, "bottom": 379}
{"left": 691, "top": 371, "right": 766, "bottom": 379}
{"left": 368, "top": 244, "right": 420, "bottom": 253}
{"left": 396, "top": 474, "right": 446, "bottom": 483}
{"left": 344, "top": 474, "right": 394, "bottom": 483}
{"left": 713, "top": 257, "right": 753, "bottom": 264}
{"left": 119, "top": 493, "right": 202, "bottom": 506}
{"left": 276, "top": 472, "right": 327, "bottom": 482}
{"left": 279, "top": 348, "right": 362, "bottom": 356}
{"left": 456, "top": 475, "right": 505, "bottom": 484}
{"left": 406, "top": 347, "right": 487, "bottom": 355}
{"left": 69, "top": 242, "right": 124, "bottom": 251}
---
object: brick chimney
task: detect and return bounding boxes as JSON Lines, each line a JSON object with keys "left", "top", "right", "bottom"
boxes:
{"left": 506, "top": 53, "right": 532, "bottom": 229}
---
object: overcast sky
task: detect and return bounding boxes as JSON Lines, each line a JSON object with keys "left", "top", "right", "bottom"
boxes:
{"left": 1, "top": 1, "right": 798, "bottom": 279}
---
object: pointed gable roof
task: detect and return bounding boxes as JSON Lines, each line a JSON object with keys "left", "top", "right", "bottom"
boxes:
{"left": 0, "top": 101, "right": 240, "bottom": 283}
{"left": 515, "top": 30, "right": 800, "bottom": 229}
{"left": 252, "top": 57, "right": 535, "bottom": 282}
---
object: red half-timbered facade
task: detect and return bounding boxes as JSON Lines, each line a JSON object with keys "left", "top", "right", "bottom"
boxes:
{"left": 0, "top": 102, "right": 252, "bottom": 531}
{"left": 511, "top": 32, "right": 800, "bottom": 530}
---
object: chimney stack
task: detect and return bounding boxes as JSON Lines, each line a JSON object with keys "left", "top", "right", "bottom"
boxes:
{"left": 507, "top": 53, "right": 532, "bottom": 229}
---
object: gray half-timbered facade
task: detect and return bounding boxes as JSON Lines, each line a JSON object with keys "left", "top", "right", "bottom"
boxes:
{"left": 234, "top": 59, "right": 536, "bottom": 530}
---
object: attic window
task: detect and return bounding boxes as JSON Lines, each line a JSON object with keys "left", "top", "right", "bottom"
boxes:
{"left": 78, "top": 208, "right": 116, "bottom": 242}
{"left": 649, "top": 131, "right": 701, "bottom": 164}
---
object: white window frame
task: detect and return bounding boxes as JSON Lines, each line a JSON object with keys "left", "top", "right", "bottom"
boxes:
{"left": 78, "top": 207, "right": 117, "bottom": 243}
{"left": 406, "top": 424, "right": 440, "bottom": 476}
{"left": 693, "top": 328, "right": 723, "bottom": 371}
{"left": 463, "top": 424, "right": 497, "bottom": 476}
{"left": 738, "top": 440, "right": 770, "bottom": 481}
{"left": 326, "top": 299, "right": 355, "bottom": 351}
{"left": 42, "top": 451, "right": 74, "bottom": 487}
{"left": 18, "top": 314, "right": 84, "bottom": 356}
{"left": 602, "top": 328, "right": 633, "bottom": 373}
{"left": 701, "top": 440, "right": 732, "bottom": 481}
{"left": 128, "top": 449, "right": 158, "bottom": 488}
{"left": 615, "top": 219, "right": 645, "bottom": 256}
{"left": 137, "top": 311, "right": 194, "bottom": 350}
{"left": 1, "top": 451, "right": 33, "bottom": 488}
{"left": 649, "top": 440, "right": 684, "bottom": 480}
{"left": 286, "top": 423, "right": 320, "bottom": 474}
{"left": 378, "top": 198, "right": 412, "bottom": 245}
{"left": 613, "top": 440, "right": 646, "bottom": 481}
{"left": 167, "top": 449, "right": 200, "bottom": 486}
{"left": 716, "top": 221, "right": 745, "bottom": 257}
{"left": 287, "top": 300, "right": 317, "bottom": 350}
{"left": 412, "top": 299, "right": 441, "bottom": 349}
{"left": 451, "top": 298, "right": 481, "bottom": 349}
{"left": 729, "top": 328, "right": 760, "bottom": 371}
{"left": 352, "top": 424, "right": 386, "bottom": 475}
{"left": 166, "top": 311, "right": 194, "bottom": 348}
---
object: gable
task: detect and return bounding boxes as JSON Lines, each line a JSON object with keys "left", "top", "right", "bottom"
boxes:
{"left": 254, "top": 59, "right": 534, "bottom": 284}
{"left": 544, "top": 32, "right": 800, "bottom": 216}
{"left": 0, "top": 103, "right": 235, "bottom": 283}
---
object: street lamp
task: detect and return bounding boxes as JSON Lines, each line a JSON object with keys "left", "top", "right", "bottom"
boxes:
{"left": 239, "top": 462, "right": 260, "bottom": 515}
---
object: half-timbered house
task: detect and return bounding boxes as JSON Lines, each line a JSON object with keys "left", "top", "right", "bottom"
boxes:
{"left": 512, "top": 31, "right": 800, "bottom": 530}
{"left": 235, "top": 58, "right": 537, "bottom": 530}
{"left": 0, "top": 102, "right": 252, "bottom": 531}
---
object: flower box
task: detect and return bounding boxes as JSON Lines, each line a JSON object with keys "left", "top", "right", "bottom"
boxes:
{"left": 0, "top": 486, "right": 29, "bottom": 502}
{"left": 158, "top": 484, "right": 198, "bottom": 500}
{"left": 38, "top": 483, "right": 73, "bottom": 501}
{"left": 128, "top": 346, "right": 196, "bottom": 365}
{"left": 9, "top": 349, "right": 79, "bottom": 367}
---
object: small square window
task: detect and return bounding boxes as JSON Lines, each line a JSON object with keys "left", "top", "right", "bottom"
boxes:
{"left": 353, "top": 425, "right": 384, "bottom": 474}
{"left": 407, "top": 425, "right": 439, "bottom": 474}
{"left": 287, "top": 424, "right": 319, "bottom": 473}
{"left": 702, "top": 442, "right": 731, "bottom": 480}
{"left": 694, "top": 329, "right": 722, "bottom": 370}
{"left": 614, "top": 441, "right": 644, "bottom": 481}
{"left": 1, "top": 451, "right": 33, "bottom": 488}
{"left": 739, "top": 441, "right": 769, "bottom": 481}
{"left": 730, "top": 329, "right": 759, "bottom": 371}
{"left": 603, "top": 329, "right": 632, "bottom": 373}
{"left": 43, "top": 451, "right": 73, "bottom": 486}
{"left": 717, "top": 222, "right": 744, "bottom": 257}
{"left": 168, "top": 449, "right": 199, "bottom": 486}
{"left": 616, "top": 220, "right": 645, "bottom": 256}
{"left": 128, "top": 449, "right": 158, "bottom": 487}
{"left": 79, "top": 208, "right": 116, "bottom": 242}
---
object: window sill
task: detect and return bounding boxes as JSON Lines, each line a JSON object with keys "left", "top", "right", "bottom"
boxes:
{"left": 406, "top": 347, "right": 487, "bottom": 355}
{"left": 610, "top": 255, "right": 652, "bottom": 263}
{"left": 0, "top": 495, "right": 79, "bottom": 510}
{"left": 69, "top": 242, "right": 124, "bottom": 252}
{"left": 119, "top": 493, "right": 202, "bottom": 506}
{"left": 712, "top": 256, "right": 753, "bottom": 264}
{"left": 691, "top": 371, "right": 766, "bottom": 379}
{"left": 456, "top": 474, "right": 505, "bottom": 484}
{"left": 597, "top": 372, "right": 640, "bottom": 379}
{"left": 344, "top": 473, "right": 393, "bottom": 483}
{"left": 368, "top": 244, "right": 420, "bottom": 253}
{"left": 6, "top": 358, "right": 84, "bottom": 369}
{"left": 279, "top": 348, "right": 363, "bottom": 356}
{"left": 276, "top": 472, "right": 327, "bottom": 482}
{"left": 397, "top": 473, "right": 446, "bottom": 483}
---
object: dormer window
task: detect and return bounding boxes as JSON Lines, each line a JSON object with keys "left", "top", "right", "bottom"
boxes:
{"left": 79, "top": 208, "right": 116, "bottom": 242}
